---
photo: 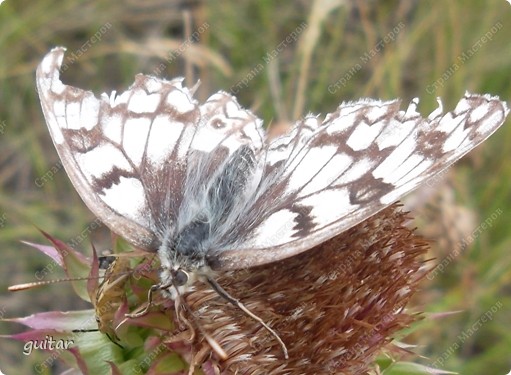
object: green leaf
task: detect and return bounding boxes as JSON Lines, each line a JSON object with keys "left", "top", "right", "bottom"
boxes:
{"left": 382, "top": 361, "right": 457, "bottom": 375}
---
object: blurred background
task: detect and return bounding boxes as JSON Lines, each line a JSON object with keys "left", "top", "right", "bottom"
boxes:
{"left": 0, "top": 0, "right": 510, "bottom": 374}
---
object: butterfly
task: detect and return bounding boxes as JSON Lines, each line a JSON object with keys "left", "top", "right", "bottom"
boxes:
{"left": 36, "top": 46, "right": 508, "bottom": 326}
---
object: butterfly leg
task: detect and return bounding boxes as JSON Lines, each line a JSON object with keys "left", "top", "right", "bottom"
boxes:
{"left": 125, "top": 282, "right": 172, "bottom": 318}
{"left": 206, "top": 276, "right": 289, "bottom": 359}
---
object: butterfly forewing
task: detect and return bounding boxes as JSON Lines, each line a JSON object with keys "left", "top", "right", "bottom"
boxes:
{"left": 37, "top": 47, "right": 509, "bottom": 273}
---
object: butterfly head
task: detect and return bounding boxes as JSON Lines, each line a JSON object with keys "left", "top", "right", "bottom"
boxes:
{"left": 157, "top": 263, "right": 206, "bottom": 300}
{"left": 157, "top": 227, "right": 213, "bottom": 299}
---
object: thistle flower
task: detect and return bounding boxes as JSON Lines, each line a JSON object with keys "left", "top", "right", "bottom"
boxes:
{"left": 6, "top": 203, "right": 430, "bottom": 374}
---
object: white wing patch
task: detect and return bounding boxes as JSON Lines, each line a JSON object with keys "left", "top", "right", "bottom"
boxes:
{"left": 340, "top": 157, "right": 376, "bottom": 184}
{"left": 300, "top": 153, "right": 353, "bottom": 197}
{"left": 248, "top": 209, "right": 299, "bottom": 248}
{"left": 81, "top": 96, "right": 102, "bottom": 130}
{"left": 373, "top": 136, "right": 416, "bottom": 179}
{"left": 100, "top": 177, "right": 149, "bottom": 225}
{"left": 122, "top": 117, "right": 150, "bottom": 165}
{"left": 346, "top": 120, "right": 385, "bottom": 151}
{"left": 287, "top": 146, "right": 337, "bottom": 193}
{"left": 75, "top": 143, "right": 132, "bottom": 181}
{"left": 102, "top": 113, "right": 123, "bottom": 144}
{"left": 375, "top": 118, "right": 414, "bottom": 150}
{"left": 302, "top": 188, "right": 354, "bottom": 226}
{"left": 146, "top": 117, "right": 179, "bottom": 166}
{"left": 127, "top": 92, "right": 161, "bottom": 114}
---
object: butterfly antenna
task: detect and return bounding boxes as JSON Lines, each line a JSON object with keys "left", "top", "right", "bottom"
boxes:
{"left": 8, "top": 276, "right": 104, "bottom": 292}
{"left": 206, "top": 276, "right": 289, "bottom": 360}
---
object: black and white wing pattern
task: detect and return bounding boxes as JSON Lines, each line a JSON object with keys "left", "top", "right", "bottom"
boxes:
{"left": 208, "top": 96, "right": 509, "bottom": 269}
{"left": 37, "top": 47, "right": 263, "bottom": 252}
{"left": 205, "top": 98, "right": 509, "bottom": 269}
{"left": 37, "top": 47, "right": 509, "bottom": 272}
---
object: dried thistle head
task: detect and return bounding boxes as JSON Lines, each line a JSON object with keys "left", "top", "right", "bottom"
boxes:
{"left": 161, "top": 203, "right": 429, "bottom": 374}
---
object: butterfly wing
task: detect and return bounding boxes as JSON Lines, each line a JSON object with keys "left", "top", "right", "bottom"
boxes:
{"left": 37, "top": 47, "right": 264, "bottom": 251}
{"left": 209, "top": 94, "right": 509, "bottom": 270}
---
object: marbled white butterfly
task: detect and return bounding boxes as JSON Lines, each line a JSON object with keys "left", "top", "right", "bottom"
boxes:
{"left": 36, "top": 47, "right": 508, "bottom": 343}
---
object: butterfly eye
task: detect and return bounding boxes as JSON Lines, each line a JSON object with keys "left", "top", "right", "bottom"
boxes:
{"left": 173, "top": 269, "right": 189, "bottom": 287}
